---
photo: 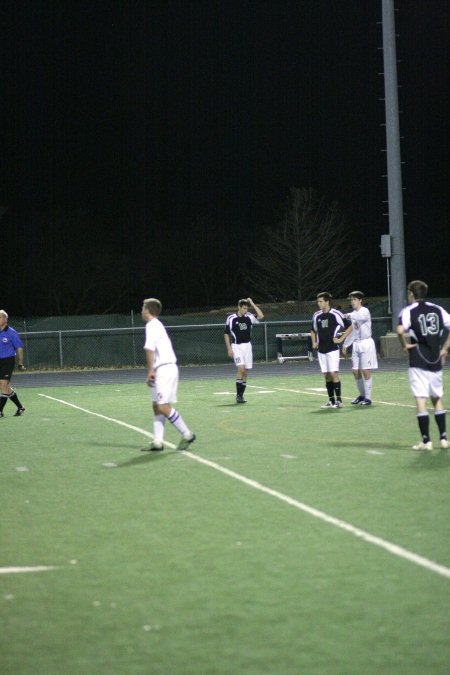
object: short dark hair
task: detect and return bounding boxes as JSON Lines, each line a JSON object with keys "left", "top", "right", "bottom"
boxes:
{"left": 238, "top": 299, "right": 248, "bottom": 307}
{"left": 317, "top": 292, "right": 332, "bottom": 302}
{"left": 143, "top": 298, "right": 162, "bottom": 316}
{"left": 348, "top": 290, "right": 364, "bottom": 300}
{"left": 408, "top": 280, "right": 428, "bottom": 300}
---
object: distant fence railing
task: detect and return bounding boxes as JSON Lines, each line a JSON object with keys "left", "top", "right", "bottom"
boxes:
{"left": 19, "top": 318, "right": 393, "bottom": 370}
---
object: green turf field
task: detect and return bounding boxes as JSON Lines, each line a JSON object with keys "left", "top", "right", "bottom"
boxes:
{"left": 1, "top": 369, "right": 450, "bottom": 674}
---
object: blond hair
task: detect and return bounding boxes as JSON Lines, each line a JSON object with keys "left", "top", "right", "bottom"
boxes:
{"left": 143, "top": 298, "right": 162, "bottom": 316}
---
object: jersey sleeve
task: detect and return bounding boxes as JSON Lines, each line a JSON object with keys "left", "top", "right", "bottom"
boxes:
{"left": 144, "top": 322, "right": 157, "bottom": 350}
{"left": 11, "top": 330, "right": 24, "bottom": 350}
{"left": 442, "top": 307, "right": 450, "bottom": 331}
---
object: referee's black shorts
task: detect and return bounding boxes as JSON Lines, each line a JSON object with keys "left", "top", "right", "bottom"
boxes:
{"left": 0, "top": 357, "right": 16, "bottom": 381}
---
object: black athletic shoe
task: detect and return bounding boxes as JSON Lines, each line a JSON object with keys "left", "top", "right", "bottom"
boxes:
{"left": 0, "top": 412, "right": 4, "bottom": 418}
{"left": 14, "top": 407, "right": 25, "bottom": 417}
{"left": 177, "top": 433, "right": 196, "bottom": 451}
{"left": 360, "top": 399, "right": 372, "bottom": 406}
{"left": 236, "top": 395, "right": 247, "bottom": 404}
{"left": 351, "top": 396, "right": 365, "bottom": 405}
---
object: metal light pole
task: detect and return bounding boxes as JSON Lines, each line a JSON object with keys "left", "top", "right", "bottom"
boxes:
{"left": 381, "top": 0, "right": 407, "bottom": 328}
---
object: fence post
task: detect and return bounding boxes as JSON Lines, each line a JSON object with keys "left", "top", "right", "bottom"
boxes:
{"left": 264, "top": 322, "right": 268, "bottom": 362}
{"left": 59, "top": 331, "right": 63, "bottom": 368}
{"left": 131, "top": 309, "right": 137, "bottom": 366}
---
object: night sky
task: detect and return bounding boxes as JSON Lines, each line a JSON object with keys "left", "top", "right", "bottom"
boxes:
{"left": 2, "top": 1, "right": 449, "bottom": 315}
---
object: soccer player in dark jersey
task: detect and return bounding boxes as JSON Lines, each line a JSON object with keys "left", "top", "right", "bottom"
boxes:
{"left": 397, "top": 280, "right": 450, "bottom": 451}
{"left": 224, "top": 298, "right": 264, "bottom": 403}
{"left": 311, "top": 292, "right": 349, "bottom": 408}
{"left": 0, "top": 309, "right": 26, "bottom": 417}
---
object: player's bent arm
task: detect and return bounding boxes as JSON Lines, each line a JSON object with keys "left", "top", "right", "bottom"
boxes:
{"left": 145, "top": 348, "right": 156, "bottom": 384}
{"left": 247, "top": 298, "right": 264, "bottom": 320}
{"left": 440, "top": 332, "right": 450, "bottom": 361}
{"left": 396, "top": 325, "right": 411, "bottom": 352}
{"left": 334, "top": 325, "right": 352, "bottom": 345}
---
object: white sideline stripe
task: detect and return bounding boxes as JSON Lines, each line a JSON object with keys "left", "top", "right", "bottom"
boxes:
{"left": 39, "top": 394, "right": 450, "bottom": 581}
{"left": 38, "top": 394, "right": 155, "bottom": 439}
{"left": 183, "top": 452, "right": 450, "bottom": 580}
{"left": 248, "top": 384, "right": 416, "bottom": 408}
{"left": 0, "top": 566, "right": 57, "bottom": 574}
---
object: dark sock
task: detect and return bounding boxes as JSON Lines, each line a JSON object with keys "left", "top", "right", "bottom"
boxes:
{"left": 326, "top": 381, "right": 335, "bottom": 402}
{"left": 0, "top": 395, "right": 7, "bottom": 413}
{"left": 334, "top": 381, "right": 342, "bottom": 401}
{"left": 236, "top": 380, "right": 245, "bottom": 396}
{"left": 434, "top": 411, "right": 446, "bottom": 439}
{"left": 417, "top": 413, "right": 430, "bottom": 442}
{"left": 9, "top": 391, "right": 23, "bottom": 409}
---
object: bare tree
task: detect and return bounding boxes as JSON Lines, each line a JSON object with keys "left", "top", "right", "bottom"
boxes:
{"left": 249, "top": 187, "right": 358, "bottom": 302}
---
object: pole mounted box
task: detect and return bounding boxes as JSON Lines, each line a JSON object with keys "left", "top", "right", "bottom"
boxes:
{"left": 380, "top": 234, "right": 392, "bottom": 258}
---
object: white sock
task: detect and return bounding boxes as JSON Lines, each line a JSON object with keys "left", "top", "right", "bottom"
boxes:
{"left": 357, "top": 378, "right": 365, "bottom": 396}
{"left": 153, "top": 414, "right": 166, "bottom": 444}
{"left": 364, "top": 377, "right": 373, "bottom": 400}
{"left": 168, "top": 408, "right": 191, "bottom": 438}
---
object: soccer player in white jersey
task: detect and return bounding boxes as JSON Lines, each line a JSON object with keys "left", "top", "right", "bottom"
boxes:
{"left": 141, "top": 298, "right": 195, "bottom": 452}
{"left": 224, "top": 298, "right": 264, "bottom": 403}
{"left": 397, "top": 280, "right": 450, "bottom": 452}
{"left": 334, "top": 291, "right": 378, "bottom": 406}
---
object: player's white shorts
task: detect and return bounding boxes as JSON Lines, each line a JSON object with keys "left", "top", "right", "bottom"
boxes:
{"left": 408, "top": 367, "right": 443, "bottom": 399}
{"left": 318, "top": 349, "right": 340, "bottom": 373}
{"left": 151, "top": 363, "right": 179, "bottom": 404}
{"left": 231, "top": 342, "right": 253, "bottom": 369}
{"left": 351, "top": 338, "right": 378, "bottom": 371}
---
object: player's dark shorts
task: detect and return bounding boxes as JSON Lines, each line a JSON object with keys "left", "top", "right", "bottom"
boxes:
{"left": 0, "top": 357, "right": 15, "bottom": 381}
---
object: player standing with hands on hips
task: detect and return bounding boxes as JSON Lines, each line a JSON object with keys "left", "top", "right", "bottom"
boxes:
{"left": 224, "top": 298, "right": 264, "bottom": 403}
{"left": 397, "top": 280, "right": 450, "bottom": 451}
{"left": 311, "top": 292, "right": 348, "bottom": 408}
{"left": 334, "top": 291, "right": 378, "bottom": 406}
{"left": 141, "top": 298, "right": 196, "bottom": 452}
{"left": 0, "top": 309, "right": 26, "bottom": 417}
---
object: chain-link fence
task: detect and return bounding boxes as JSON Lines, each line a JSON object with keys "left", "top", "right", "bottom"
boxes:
{"left": 10, "top": 296, "right": 450, "bottom": 370}
{"left": 16, "top": 317, "right": 394, "bottom": 370}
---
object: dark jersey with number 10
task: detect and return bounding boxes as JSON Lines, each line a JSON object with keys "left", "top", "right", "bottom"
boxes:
{"left": 224, "top": 312, "right": 259, "bottom": 344}
{"left": 398, "top": 301, "right": 450, "bottom": 372}
{"left": 311, "top": 308, "right": 347, "bottom": 354}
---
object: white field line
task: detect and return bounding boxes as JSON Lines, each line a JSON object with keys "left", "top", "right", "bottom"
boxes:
{"left": 38, "top": 394, "right": 450, "bottom": 581}
{"left": 247, "top": 384, "right": 417, "bottom": 408}
{"left": 0, "top": 566, "right": 57, "bottom": 574}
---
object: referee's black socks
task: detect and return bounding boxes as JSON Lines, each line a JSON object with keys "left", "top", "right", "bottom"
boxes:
{"left": 8, "top": 389, "right": 23, "bottom": 410}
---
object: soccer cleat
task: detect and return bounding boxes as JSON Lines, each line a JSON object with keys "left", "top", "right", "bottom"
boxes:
{"left": 440, "top": 438, "right": 450, "bottom": 449}
{"left": 321, "top": 401, "right": 335, "bottom": 408}
{"left": 177, "top": 433, "right": 196, "bottom": 451}
{"left": 141, "top": 442, "right": 164, "bottom": 452}
{"left": 360, "top": 399, "right": 372, "bottom": 406}
{"left": 412, "top": 441, "right": 433, "bottom": 452}
{"left": 0, "top": 412, "right": 4, "bottom": 418}
{"left": 351, "top": 396, "right": 365, "bottom": 405}
{"left": 236, "top": 395, "right": 247, "bottom": 404}
{"left": 333, "top": 400, "right": 343, "bottom": 409}
{"left": 14, "top": 407, "right": 25, "bottom": 417}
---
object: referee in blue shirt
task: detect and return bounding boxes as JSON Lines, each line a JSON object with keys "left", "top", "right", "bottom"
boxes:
{"left": 0, "top": 310, "right": 26, "bottom": 417}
